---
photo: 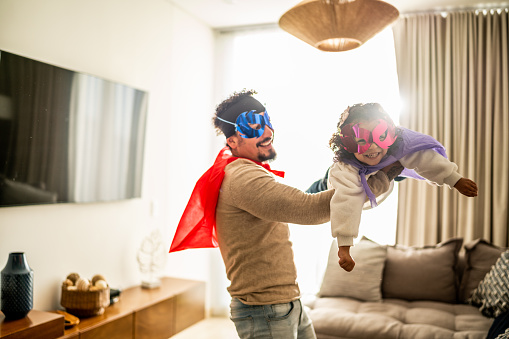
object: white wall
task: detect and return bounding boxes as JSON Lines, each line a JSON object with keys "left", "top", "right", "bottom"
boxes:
{"left": 0, "top": 0, "right": 217, "bottom": 312}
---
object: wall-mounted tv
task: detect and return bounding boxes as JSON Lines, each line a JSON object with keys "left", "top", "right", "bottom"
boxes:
{"left": 0, "top": 50, "right": 148, "bottom": 207}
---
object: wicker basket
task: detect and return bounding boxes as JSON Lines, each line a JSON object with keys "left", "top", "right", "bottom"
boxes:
{"left": 60, "top": 287, "right": 110, "bottom": 317}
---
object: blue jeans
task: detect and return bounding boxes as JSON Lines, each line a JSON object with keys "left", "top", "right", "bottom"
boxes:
{"left": 230, "top": 298, "right": 316, "bottom": 339}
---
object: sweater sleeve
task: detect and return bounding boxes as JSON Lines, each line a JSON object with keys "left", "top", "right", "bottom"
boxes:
{"left": 224, "top": 160, "right": 334, "bottom": 226}
{"left": 328, "top": 162, "right": 366, "bottom": 247}
{"left": 399, "top": 149, "right": 462, "bottom": 188}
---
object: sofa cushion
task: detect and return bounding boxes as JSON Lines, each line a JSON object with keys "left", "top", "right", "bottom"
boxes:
{"left": 318, "top": 237, "right": 387, "bottom": 302}
{"left": 382, "top": 238, "right": 462, "bottom": 303}
{"left": 309, "top": 297, "right": 492, "bottom": 339}
{"left": 470, "top": 251, "right": 509, "bottom": 318}
{"left": 459, "top": 239, "right": 507, "bottom": 302}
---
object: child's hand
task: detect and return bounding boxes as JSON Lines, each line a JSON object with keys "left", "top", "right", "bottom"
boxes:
{"left": 338, "top": 246, "right": 355, "bottom": 272}
{"left": 454, "top": 178, "right": 478, "bottom": 197}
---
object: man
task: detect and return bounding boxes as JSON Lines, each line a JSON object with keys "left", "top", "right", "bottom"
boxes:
{"left": 170, "top": 89, "right": 397, "bottom": 338}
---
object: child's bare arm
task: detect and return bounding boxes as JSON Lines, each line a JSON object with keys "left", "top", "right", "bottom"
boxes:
{"left": 338, "top": 246, "right": 355, "bottom": 272}
{"left": 454, "top": 178, "right": 478, "bottom": 197}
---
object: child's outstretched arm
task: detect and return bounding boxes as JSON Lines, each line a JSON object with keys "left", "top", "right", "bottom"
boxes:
{"left": 454, "top": 178, "right": 478, "bottom": 197}
{"left": 400, "top": 149, "right": 478, "bottom": 197}
{"left": 330, "top": 161, "right": 403, "bottom": 272}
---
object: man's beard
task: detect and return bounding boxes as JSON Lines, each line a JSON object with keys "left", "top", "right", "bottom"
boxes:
{"left": 258, "top": 148, "right": 277, "bottom": 162}
{"left": 256, "top": 136, "right": 277, "bottom": 162}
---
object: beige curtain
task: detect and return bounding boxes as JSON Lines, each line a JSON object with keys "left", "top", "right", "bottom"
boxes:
{"left": 392, "top": 9, "right": 509, "bottom": 247}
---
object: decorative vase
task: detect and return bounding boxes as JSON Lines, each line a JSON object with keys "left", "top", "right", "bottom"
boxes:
{"left": 137, "top": 230, "right": 166, "bottom": 289}
{"left": 1, "top": 252, "right": 34, "bottom": 319}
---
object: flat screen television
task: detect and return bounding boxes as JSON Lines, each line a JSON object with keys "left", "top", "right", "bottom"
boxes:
{"left": 0, "top": 50, "right": 148, "bottom": 207}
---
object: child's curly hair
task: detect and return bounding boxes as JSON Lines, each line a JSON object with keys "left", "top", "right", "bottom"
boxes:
{"left": 329, "top": 103, "right": 401, "bottom": 163}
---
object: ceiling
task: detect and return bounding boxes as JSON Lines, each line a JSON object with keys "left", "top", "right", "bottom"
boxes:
{"left": 169, "top": 0, "right": 509, "bottom": 29}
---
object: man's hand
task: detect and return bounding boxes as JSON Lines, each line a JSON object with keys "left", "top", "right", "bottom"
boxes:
{"left": 367, "top": 161, "right": 404, "bottom": 198}
{"left": 454, "top": 178, "right": 478, "bottom": 197}
{"left": 380, "top": 161, "right": 404, "bottom": 181}
{"left": 338, "top": 246, "right": 355, "bottom": 272}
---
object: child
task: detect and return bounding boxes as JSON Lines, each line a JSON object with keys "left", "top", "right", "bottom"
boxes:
{"left": 328, "top": 103, "right": 478, "bottom": 272}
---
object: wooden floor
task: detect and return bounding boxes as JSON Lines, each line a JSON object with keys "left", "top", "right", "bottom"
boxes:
{"left": 170, "top": 317, "right": 238, "bottom": 339}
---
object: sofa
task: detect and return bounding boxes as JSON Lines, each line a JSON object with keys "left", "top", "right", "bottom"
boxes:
{"left": 305, "top": 237, "right": 508, "bottom": 339}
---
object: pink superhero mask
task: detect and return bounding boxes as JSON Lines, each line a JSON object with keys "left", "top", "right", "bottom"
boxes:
{"left": 340, "top": 118, "right": 397, "bottom": 154}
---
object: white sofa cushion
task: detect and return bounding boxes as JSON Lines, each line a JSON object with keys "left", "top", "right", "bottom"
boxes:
{"left": 309, "top": 297, "right": 493, "bottom": 339}
{"left": 318, "top": 237, "right": 387, "bottom": 302}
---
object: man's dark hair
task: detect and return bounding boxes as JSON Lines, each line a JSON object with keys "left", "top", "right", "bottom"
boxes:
{"left": 212, "top": 89, "right": 258, "bottom": 137}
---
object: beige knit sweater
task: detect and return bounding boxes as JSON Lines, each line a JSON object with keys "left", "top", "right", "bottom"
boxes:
{"left": 215, "top": 159, "right": 390, "bottom": 305}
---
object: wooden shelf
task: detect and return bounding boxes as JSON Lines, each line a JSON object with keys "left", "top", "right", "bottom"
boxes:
{"left": 0, "top": 310, "right": 64, "bottom": 339}
{"left": 60, "top": 277, "right": 205, "bottom": 339}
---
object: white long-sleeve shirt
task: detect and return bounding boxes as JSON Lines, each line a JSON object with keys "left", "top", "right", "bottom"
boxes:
{"left": 328, "top": 149, "right": 463, "bottom": 247}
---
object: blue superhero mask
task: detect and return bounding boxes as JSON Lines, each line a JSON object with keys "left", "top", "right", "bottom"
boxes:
{"left": 217, "top": 110, "right": 273, "bottom": 139}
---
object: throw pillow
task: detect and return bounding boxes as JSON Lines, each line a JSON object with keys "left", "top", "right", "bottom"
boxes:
{"left": 318, "top": 237, "right": 387, "bottom": 302}
{"left": 470, "top": 251, "right": 509, "bottom": 318}
{"left": 382, "top": 238, "right": 463, "bottom": 303}
{"left": 459, "top": 239, "right": 507, "bottom": 302}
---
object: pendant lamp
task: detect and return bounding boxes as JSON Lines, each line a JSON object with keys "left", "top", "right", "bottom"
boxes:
{"left": 279, "top": 0, "right": 399, "bottom": 52}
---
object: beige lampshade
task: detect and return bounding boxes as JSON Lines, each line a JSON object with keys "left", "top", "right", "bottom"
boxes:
{"left": 279, "top": 0, "right": 399, "bottom": 52}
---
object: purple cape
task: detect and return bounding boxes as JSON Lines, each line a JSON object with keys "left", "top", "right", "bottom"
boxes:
{"left": 341, "top": 128, "right": 447, "bottom": 207}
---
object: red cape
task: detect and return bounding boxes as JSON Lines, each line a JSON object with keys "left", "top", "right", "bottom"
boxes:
{"left": 169, "top": 147, "right": 284, "bottom": 253}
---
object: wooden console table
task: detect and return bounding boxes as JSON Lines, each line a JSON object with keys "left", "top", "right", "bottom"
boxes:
{"left": 0, "top": 277, "right": 204, "bottom": 339}
{"left": 0, "top": 310, "right": 64, "bottom": 339}
{"left": 59, "top": 277, "right": 205, "bottom": 339}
